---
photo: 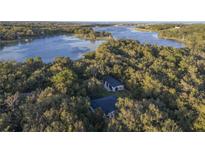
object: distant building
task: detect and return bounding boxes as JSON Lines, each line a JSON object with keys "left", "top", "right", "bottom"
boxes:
{"left": 103, "top": 76, "right": 124, "bottom": 92}
{"left": 91, "top": 96, "right": 117, "bottom": 118}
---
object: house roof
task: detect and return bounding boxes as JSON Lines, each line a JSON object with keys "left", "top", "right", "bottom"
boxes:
{"left": 104, "top": 76, "right": 123, "bottom": 87}
{"left": 91, "top": 96, "right": 117, "bottom": 114}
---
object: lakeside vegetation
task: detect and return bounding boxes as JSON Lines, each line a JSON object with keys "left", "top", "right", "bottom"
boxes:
{"left": 136, "top": 24, "right": 205, "bottom": 50}
{"left": 0, "top": 38, "right": 204, "bottom": 131}
{"left": 0, "top": 22, "right": 112, "bottom": 46}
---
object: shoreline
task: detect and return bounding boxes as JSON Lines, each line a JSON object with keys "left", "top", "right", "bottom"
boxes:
{"left": 0, "top": 32, "right": 113, "bottom": 49}
{"left": 0, "top": 26, "right": 186, "bottom": 63}
{"left": 134, "top": 27, "right": 186, "bottom": 46}
{"left": 135, "top": 27, "right": 153, "bottom": 32}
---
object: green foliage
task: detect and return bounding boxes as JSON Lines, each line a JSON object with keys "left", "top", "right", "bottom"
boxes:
{"left": 0, "top": 25, "right": 205, "bottom": 131}
{"left": 108, "top": 98, "right": 182, "bottom": 131}
{"left": 20, "top": 91, "right": 91, "bottom": 132}
{"left": 0, "top": 22, "right": 112, "bottom": 46}
{"left": 139, "top": 24, "right": 205, "bottom": 50}
{"left": 51, "top": 68, "right": 77, "bottom": 94}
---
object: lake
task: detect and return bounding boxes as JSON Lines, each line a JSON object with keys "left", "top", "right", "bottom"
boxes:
{"left": 94, "top": 26, "right": 184, "bottom": 48}
{"left": 0, "top": 26, "right": 184, "bottom": 62}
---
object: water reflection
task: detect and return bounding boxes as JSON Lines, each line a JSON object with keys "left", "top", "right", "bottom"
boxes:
{"left": 0, "top": 35, "right": 104, "bottom": 62}
{"left": 0, "top": 26, "right": 184, "bottom": 62}
{"left": 94, "top": 26, "right": 184, "bottom": 48}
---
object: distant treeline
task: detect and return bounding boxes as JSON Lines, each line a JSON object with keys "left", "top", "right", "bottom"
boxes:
{"left": 0, "top": 22, "right": 112, "bottom": 43}
{"left": 136, "top": 24, "right": 205, "bottom": 51}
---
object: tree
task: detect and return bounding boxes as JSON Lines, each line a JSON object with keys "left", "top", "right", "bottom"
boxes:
{"left": 108, "top": 98, "right": 182, "bottom": 132}
{"left": 51, "top": 68, "right": 77, "bottom": 94}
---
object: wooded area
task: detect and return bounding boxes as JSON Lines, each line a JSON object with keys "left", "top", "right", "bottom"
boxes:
{"left": 0, "top": 23, "right": 205, "bottom": 131}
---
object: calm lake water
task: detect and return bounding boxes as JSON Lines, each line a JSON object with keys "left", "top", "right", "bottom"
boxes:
{"left": 0, "top": 26, "right": 184, "bottom": 62}
{"left": 94, "top": 26, "right": 184, "bottom": 48}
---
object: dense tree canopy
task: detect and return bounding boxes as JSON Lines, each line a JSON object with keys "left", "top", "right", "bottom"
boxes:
{"left": 0, "top": 23, "right": 205, "bottom": 132}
